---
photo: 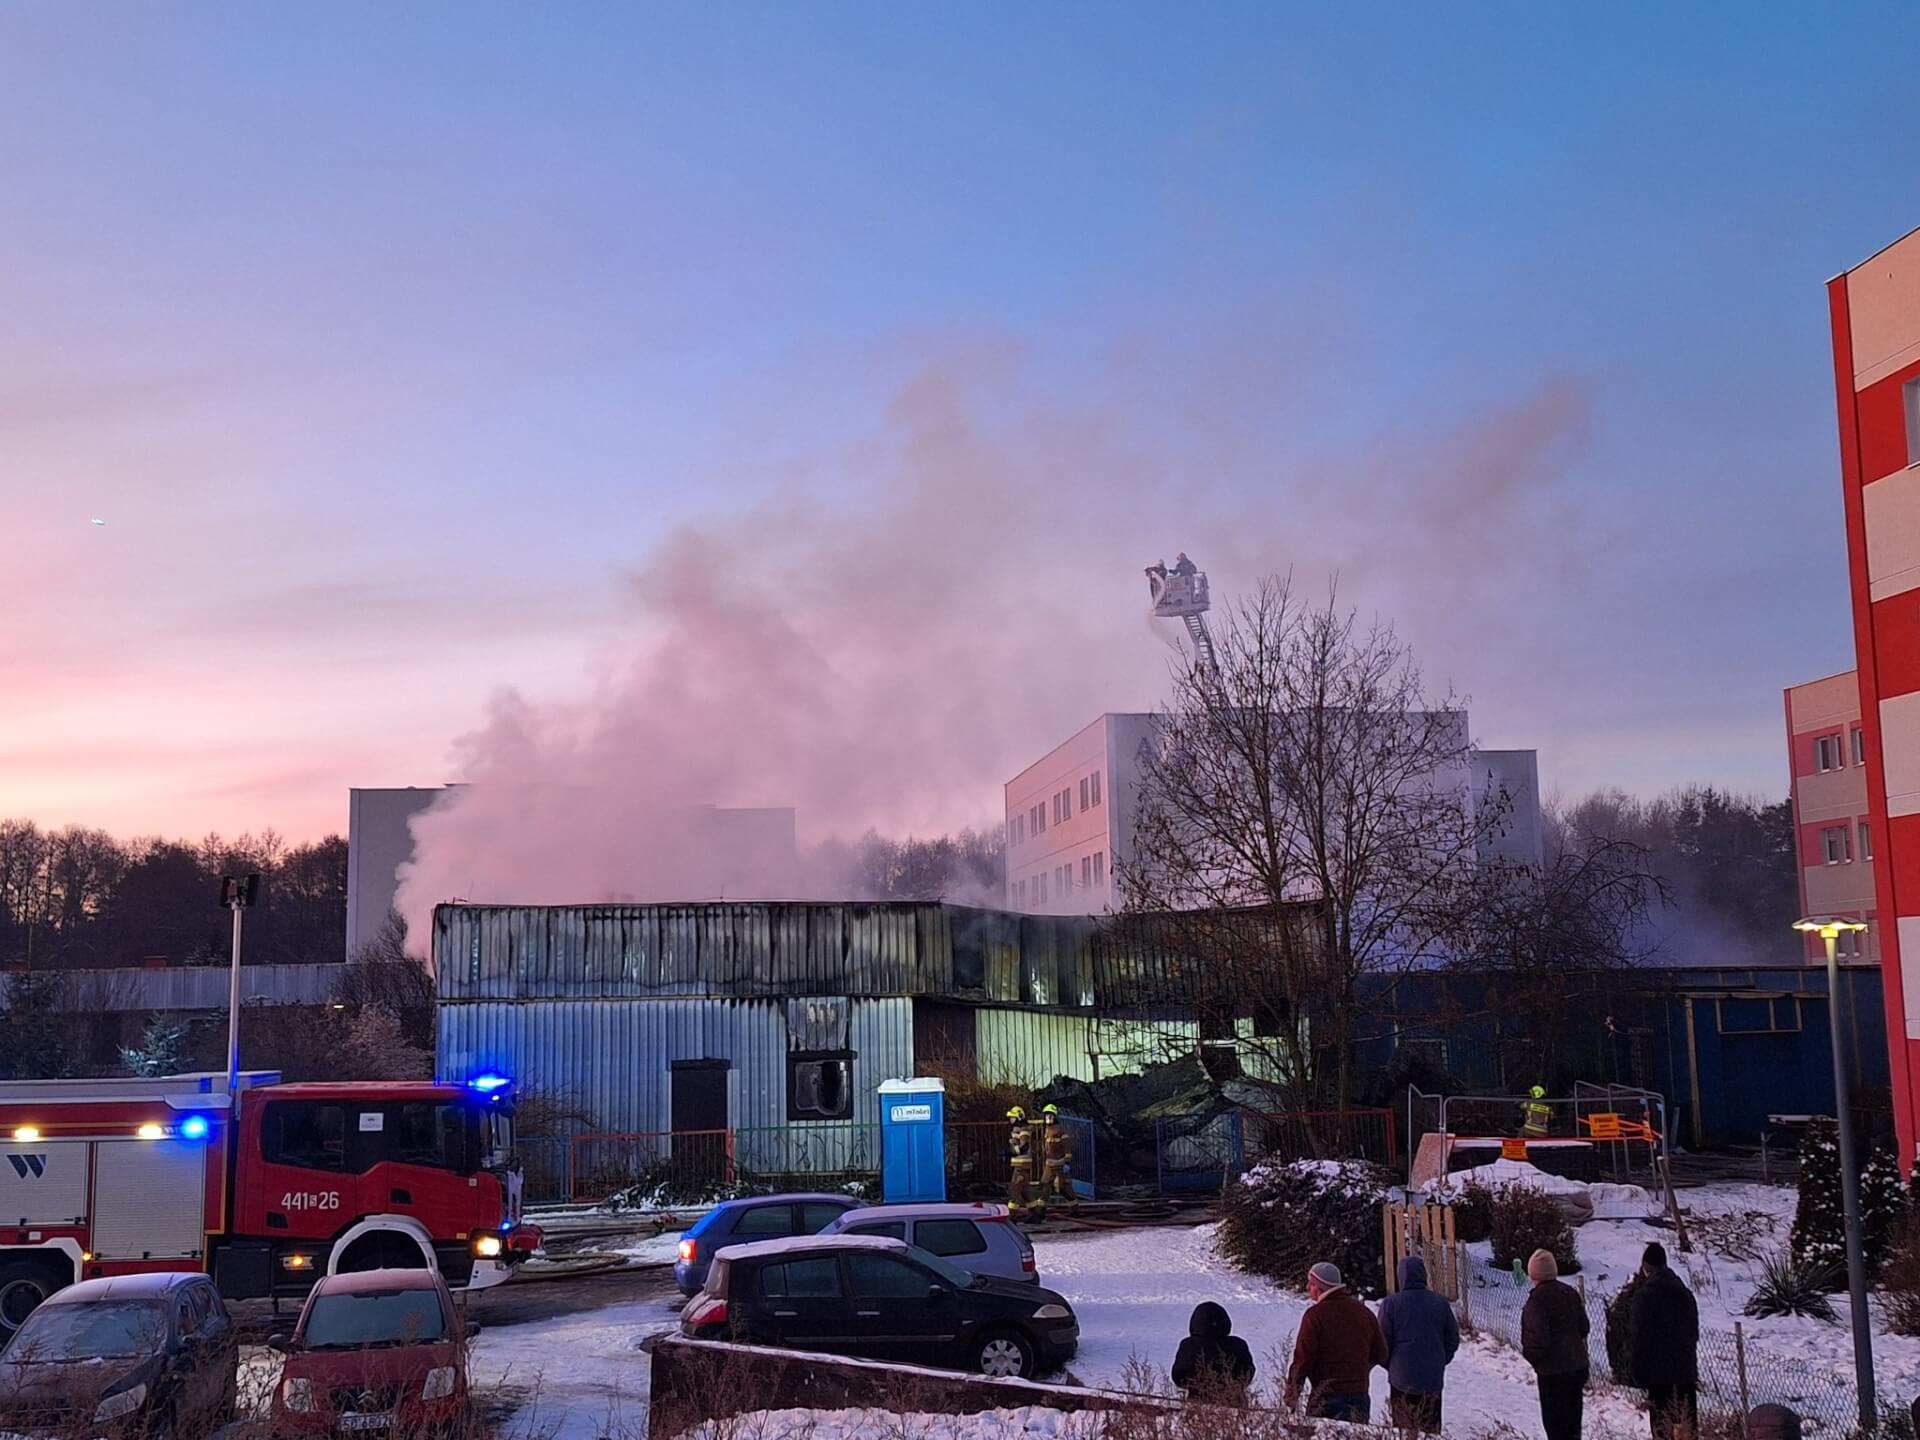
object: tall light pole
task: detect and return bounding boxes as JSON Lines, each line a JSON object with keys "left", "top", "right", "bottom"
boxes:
{"left": 220, "top": 875, "right": 261, "bottom": 1095}
{"left": 1794, "top": 914, "right": 1875, "bottom": 1431}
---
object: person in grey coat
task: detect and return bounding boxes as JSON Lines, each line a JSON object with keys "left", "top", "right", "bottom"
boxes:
{"left": 1376, "top": 1256, "right": 1460, "bottom": 1434}
{"left": 1521, "top": 1249, "right": 1590, "bottom": 1440}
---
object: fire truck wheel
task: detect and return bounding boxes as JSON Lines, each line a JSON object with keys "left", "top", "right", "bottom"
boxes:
{"left": 0, "top": 1260, "right": 60, "bottom": 1340}
{"left": 336, "top": 1234, "right": 427, "bottom": 1274}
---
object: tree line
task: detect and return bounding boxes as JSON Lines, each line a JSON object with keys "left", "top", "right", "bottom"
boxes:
{"left": 0, "top": 821, "right": 347, "bottom": 969}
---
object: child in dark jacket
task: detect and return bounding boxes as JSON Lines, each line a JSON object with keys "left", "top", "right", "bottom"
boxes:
{"left": 1171, "top": 1302, "right": 1256, "bottom": 1403}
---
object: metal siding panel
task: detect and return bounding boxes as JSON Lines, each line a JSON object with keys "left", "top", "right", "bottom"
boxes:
{"left": 93, "top": 1140, "right": 206, "bottom": 1260}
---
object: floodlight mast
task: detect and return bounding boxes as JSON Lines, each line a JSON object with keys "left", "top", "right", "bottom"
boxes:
{"left": 1145, "top": 552, "right": 1216, "bottom": 673}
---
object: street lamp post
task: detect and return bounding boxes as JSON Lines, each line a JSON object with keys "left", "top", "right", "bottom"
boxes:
{"left": 1794, "top": 915, "right": 1875, "bottom": 1432}
{"left": 219, "top": 875, "right": 261, "bottom": 1096}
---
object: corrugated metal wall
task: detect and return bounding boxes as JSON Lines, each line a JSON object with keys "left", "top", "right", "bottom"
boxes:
{"left": 29, "top": 965, "right": 343, "bottom": 1013}
{"left": 437, "top": 995, "right": 914, "bottom": 1135}
{"left": 972, "top": 1009, "right": 1198, "bottom": 1086}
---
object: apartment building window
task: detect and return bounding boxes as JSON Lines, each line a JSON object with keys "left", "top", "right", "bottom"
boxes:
{"left": 1853, "top": 727, "right": 1867, "bottom": 766}
{"left": 1861, "top": 820, "right": 1874, "bottom": 861}
{"left": 1080, "top": 855, "right": 1092, "bottom": 888}
{"left": 1057, "top": 864, "right": 1071, "bottom": 894}
{"left": 1090, "top": 771, "right": 1102, "bottom": 807}
{"left": 1822, "top": 825, "right": 1851, "bottom": 864}
{"left": 1093, "top": 851, "right": 1105, "bottom": 886}
{"left": 1905, "top": 376, "right": 1920, "bottom": 467}
{"left": 1836, "top": 925, "right": 1867, "bottom": 959}
{"left": 1036, "top": 873, "right": 1048, "bottom": 904}
{"left": 1815, "top": 734, "right": 1843, "bottom": 772}
{"left": 1011, "top": 815, "right": 1024, "bottom": 846}
{"left": 1032, "top": 803, "right": 1046, "bottom": 834}
{"left": 1079, "top": 777, "right": 1090, "bottom": 810}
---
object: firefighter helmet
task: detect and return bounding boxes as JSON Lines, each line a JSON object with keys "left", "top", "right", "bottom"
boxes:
{"left": 1530, "top": 1085, "right": 1546, "bottom": 1099}
{"left": 1042, "top": 1104, "right": 1059, "bottom": 1116}
{"left": 1006, "top": 1106, "right": 1026, "bottom": 1121}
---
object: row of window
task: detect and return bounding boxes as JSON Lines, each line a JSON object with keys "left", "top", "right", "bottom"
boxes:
{"left": 1009, "top": 851, "right": 1107, "bottom": 909}
{"left": 1009, "top": 770, "right": 1103, "bottom": 847}
{"left": 1819, "top": 820, "right": 1874, "bottom": 865}
{"left": 1813, "top": 727, "right": 1867, "bottom": 772}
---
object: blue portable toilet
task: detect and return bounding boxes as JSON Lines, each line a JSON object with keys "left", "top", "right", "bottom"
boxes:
{"left": 879, "top": 1077, "right": 947, "bottom": 1203}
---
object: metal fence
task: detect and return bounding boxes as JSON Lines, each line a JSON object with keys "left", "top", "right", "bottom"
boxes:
{"left": 1461, "top": 1266, "right": 1863, "bottom": 1434}
{"left": 943, "top": 1119, "right": 1095, "bottom": 1202}
{"left": 1155, "top": 1108, "right": 1399, "bottom": 1192}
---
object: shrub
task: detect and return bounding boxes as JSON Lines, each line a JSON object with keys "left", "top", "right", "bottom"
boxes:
{"left": 1879, "top": 1210, "right": 1920, "bottom": 1337}
{"left": 1450, "top": 1179, "right": 1494, "bottom": 1244}
{"left": 1791, "top": 1119, "right": 1907, "bottom": 1285}
{"left": 1603, "top": 1272, "right": 1646, "bottom": 1385}
{"left": 1488, "top": 1184, "right": 1578, "bottom": 1275}
{"left": 1218, "top": 1158, "right": 1392, "bottom": 1296}
{"left": 1744, "top": 1249, "right": 1839, "bottom": 1322}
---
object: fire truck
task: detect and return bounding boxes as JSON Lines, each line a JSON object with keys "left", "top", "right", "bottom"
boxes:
{"left": 0, "top": 1070, "right": 537, "bottom": 1339}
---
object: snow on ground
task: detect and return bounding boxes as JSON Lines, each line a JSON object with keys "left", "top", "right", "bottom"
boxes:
{"left": 617, "top": 1231, "right": 693, "bottom": 1266}
{"left": 471, "top": 1295, "right": 681, "bottom": 1440}
{"left": 1030, "top": 1222, "right": 1647, "bottom": 1438}
{"left": 676, "top": 1406, "right": 1105, "bottom": 1440}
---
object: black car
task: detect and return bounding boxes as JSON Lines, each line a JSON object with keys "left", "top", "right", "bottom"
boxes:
{"left": 681, "top": 1234, "right": 1078, "bottom": 1379}
{"left": 0, "top": 1272, "right": 238, "bottom": 1438}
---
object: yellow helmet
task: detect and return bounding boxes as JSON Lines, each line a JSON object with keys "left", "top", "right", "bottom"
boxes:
{"left": 1530, "top": 1085, "right": 1546, "bottom": 1100}
{"left": 1006, "top": 1106, "right": 1026, "bottom": 1121}
{"left": 1041, "top": 1104, "right": 1060, "bottom": 1116}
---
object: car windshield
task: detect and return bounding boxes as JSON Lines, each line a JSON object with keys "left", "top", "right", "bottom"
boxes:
{"left": 302, "top": 1290, "right": 447, "bottom": 1349}
{"left": 5, "top": 1301, "right": 168, "bottom": 1362}
{"left": 908, "top": 1249, "right": 977, "bottom": 1289}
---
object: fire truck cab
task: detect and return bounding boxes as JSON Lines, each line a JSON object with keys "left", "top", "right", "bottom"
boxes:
{"left": 0, "top": 1071, "right": 534, "bottom": 1340}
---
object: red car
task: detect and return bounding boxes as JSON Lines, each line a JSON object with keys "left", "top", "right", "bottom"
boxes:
{"left": 270, "top": 1269, "right": 475, "bottom": 1437}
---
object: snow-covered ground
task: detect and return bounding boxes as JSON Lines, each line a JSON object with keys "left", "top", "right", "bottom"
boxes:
{"left": 475, "top": 1178, "right": 1918, "bottom": 1440}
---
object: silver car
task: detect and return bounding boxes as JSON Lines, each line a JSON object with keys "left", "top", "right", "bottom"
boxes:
{"left": 821, "top": 1203, "right": 1038, "bottom": 1283}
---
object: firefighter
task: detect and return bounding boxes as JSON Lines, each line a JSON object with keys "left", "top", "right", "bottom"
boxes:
{"left": 1521, "top": 1085, "right": 1553, "bottom": 1139}
{"left": 1037, "top": 1103, "right": 1075, "bottom": 1211}
{"left": 1005, "top": 1105, "right": 1034, "bottom": 1214}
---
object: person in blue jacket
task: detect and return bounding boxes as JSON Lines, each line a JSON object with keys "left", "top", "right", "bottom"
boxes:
{"left": 1376, "top": 1255, "right": 1460, "bottom": 1434}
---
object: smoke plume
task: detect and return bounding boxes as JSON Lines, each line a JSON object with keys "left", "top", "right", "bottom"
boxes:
{"left": 394, "top": 342, "right": 1592, "bottom": 956}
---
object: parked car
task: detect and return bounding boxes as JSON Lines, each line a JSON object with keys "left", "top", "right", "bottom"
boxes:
{"left": 270, "top": 1268, "right": 474, "bottom": 1436}
{"left": 0, "top": 1272, "right": 237, "bottom": 1438}
{"left": 674, "top": 1193, "right": 862, "bottom": 1295}
{"left": 822, "top": 1203, "right": 1037, "bottom": 1283}
{"left": 681, "top": 1234, "right": 1078, "bottom": 1379}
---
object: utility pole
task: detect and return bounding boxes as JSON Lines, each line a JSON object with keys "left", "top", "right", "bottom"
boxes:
{"left": 220, "top": 875, "right": 261, "bottom": 1095}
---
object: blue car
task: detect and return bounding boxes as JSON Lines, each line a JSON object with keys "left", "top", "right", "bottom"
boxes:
{"left": 674, "top": 1194, "right": 861, "bottom": 1295}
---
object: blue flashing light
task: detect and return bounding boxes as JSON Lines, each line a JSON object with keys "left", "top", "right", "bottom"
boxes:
{"left": 178, "top": 1115, "right": 212, "bottom": 1141}
{"left": 500, "top": 1219, "right": 515, "bottom": 1233}
{"left": 468, "top": 1073, "right": 512, "bottom": 1095}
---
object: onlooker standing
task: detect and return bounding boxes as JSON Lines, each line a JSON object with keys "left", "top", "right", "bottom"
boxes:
{"left": 1376, "top": 1255, "right": 1460, "bottom": 1434}
{"left": 1170, "top": 1301, "right": 1255, "bottom": 1403}
{"left": 1630, "top": 1242, "right": 1699, "bottom": 1440}
{"left": 1746, "top": 1404, "right": 1802, "bottom": 1440}
{"left": 1521, "top": 1248, "right": 1590, "bottom": 1440}
{"left": 1284, "top": 1261, "right": 1388, "bottom": 1422}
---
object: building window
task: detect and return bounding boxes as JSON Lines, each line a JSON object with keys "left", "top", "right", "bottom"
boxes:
{"left": 1036, "top": 873, "right": 1048, "bottom": 904}
{"left": 1837, "top": 925, "right": 1867, "bottom": 959}
{"left": 1081, "top": 855, "right": 1092, "bottom": 888}
{"left": 1822, "top": 825, "right": 1851, "bottom": 864}
{"left": 1861, "top": 820, "right": 1874, "bottom": 861}
{"left": 1079, "top": 777, "right": 1090, "bottom": 810}
{"left": 1032, "top": 803, "right": 1045, "bottom": 834}
{"left": 788, "top": 1050, "right": 854, "bottom": 1121}
{"left": 1815, "top": 734, "right": 1843, "bottom": 772}
{"left": 1093, "top": 851, "right": 1105, "bottom": 886}
{"left": 1906, "top": 376, "right": 1920, "bottom": 468}
{"left": 1090, "top": 771, "right": 1102, "bottom": 807}
{"left": 1853, "top": 726, "right": 1867, "bottom": 767}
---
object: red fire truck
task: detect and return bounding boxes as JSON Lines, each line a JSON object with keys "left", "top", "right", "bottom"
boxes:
{"left": 0, "top": 1070, "right": 537, "bottom": 1339}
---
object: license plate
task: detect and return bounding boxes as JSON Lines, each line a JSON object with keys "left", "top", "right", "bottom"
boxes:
{"left": 340, "top": 1413, "right": 393, "bottom": 1431}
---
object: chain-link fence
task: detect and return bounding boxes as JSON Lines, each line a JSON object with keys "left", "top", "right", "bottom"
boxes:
{"left": 1155, "top": 1108, "right": 1397, "bottom": 1192}
{"left": 1460, "top": 1263, "right": 1864, "bottom": 1435}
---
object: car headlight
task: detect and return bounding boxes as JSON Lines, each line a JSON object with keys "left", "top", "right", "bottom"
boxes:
{"left": 1032, "top": 1303, "right": 1072, "bottom": 1320}
{"left": 473, "top": 1234, "right": 503, "bottom": 1258}
{"left": 282, "top": 1377, "right": 315, "bottom": 1413}
{"left": 94, "top": 1385, "right": 147, "bottom": 1421}
{"left": 421, "top": 1367, "right": 458, "bottom": 1401}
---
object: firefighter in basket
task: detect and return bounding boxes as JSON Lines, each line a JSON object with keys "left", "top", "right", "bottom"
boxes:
{"left": 1520, "top": 1085, "right": 1553, "bottom": 1139}
{"left": 1036, "top": 1103, "right": 1076, "bottom": 1213}
{"left": 1005, "top": 1105, "right": 1034, "bottom": 1214}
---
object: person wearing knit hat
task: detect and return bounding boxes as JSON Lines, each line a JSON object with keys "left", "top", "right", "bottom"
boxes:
{"left": 1283, "top": 1259, "right": 1387, "bottom": 1422}
{"left": 1521, "top": 1248, "right": 1589, "bottom": 1440}
{"left": 1632, "top": 1241, "right": 1700, "bottom": 1440}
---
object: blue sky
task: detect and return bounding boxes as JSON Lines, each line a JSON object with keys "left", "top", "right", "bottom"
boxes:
{"left": 3, "top": 4, "right": 1916, "bottom": 840}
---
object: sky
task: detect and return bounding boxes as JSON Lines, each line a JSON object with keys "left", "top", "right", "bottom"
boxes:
{"left": 4, "top": 3, "right": 1919, "bottom": 847}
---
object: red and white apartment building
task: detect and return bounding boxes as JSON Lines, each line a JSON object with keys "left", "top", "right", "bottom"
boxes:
{"left": 1783, "top": 669, "right": 1876, "bottom": 962}
{"left": 1827, "top": 228, "right": 1920, "bottom": 1164}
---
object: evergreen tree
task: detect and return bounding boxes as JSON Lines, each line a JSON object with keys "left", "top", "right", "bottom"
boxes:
{"left": 120, "top": 1014, "right": 191, "bottom": 1078}
{"left": 1792, "top": 1119, "right": 1910, "bottom": 1285}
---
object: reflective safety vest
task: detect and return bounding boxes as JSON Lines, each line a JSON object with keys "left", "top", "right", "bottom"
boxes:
{"left": 1521, "top": 1101, "right": 1552, "bottom": 1137}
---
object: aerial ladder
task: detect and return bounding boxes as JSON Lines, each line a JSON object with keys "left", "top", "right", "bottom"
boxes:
{"left": 1145, "top": 552, "right": 1216, "bottom": 673}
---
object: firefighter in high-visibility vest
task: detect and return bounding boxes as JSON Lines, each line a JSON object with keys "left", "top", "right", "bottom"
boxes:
{"left": 1005, "top": 1106, "right": 1034, "bottom": 1213}
{"left": 1036, "top": 1104, "right": 1075, "bottom": 1212}
{"left": 1520, "top": 1085, "right": 1553, "bottom": 1138}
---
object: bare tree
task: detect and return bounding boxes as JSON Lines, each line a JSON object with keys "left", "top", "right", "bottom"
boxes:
{"left": 1119, "top": 576, "right": 1512, "bottom": 1112}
